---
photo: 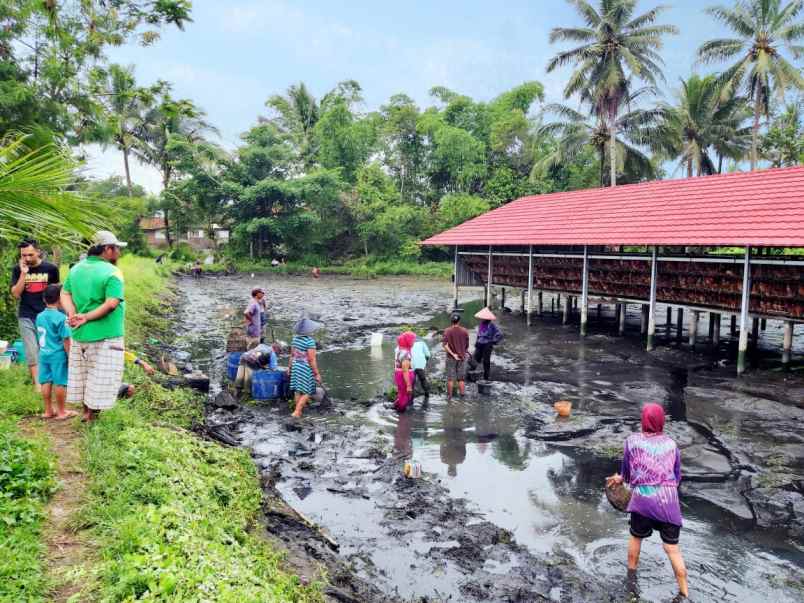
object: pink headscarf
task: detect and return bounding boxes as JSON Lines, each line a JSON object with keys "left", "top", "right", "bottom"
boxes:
{"left": 641, "top": 403, "right": 666, "bottom": 434}
{"left": 397, "top": 331, "right": 416, "bottom": 350}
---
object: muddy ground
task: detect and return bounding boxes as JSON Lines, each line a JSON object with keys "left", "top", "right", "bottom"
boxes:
{"left": 171, "top": 273, "right": 803, "bottom": 602}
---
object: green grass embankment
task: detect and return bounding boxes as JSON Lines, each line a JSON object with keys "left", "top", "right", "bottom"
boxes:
{"left": 204, "top": 257, "right": 452, "bottom": 279}
{"left": 0, "top": 369, "right": 55, "bottom": 602}
{"left": 78, "top": 255, "right": 320, "bottom": 601}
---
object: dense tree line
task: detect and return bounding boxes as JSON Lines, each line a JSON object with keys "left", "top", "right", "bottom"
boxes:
{"left": 0, "top": 0, "right": 802, "bottom": 266}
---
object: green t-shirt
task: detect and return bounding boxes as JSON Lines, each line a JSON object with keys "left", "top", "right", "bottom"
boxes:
{"left": 63, "top": 256, "right": 125, "bottom": 342}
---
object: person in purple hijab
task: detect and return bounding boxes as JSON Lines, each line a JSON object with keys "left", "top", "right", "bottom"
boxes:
{"left": 608, "top": 403, "right": 689, "bottom": 601}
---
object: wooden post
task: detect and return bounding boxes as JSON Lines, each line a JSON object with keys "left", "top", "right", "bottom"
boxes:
{"left": 580, "top": 245, "right": 589, "bottom": 336}
{"left": 737, "top": 247, "right": 751, "bottom": 375}
{"left": 782, "top": 321, "right": 793, "bottom": 366}
{"left": 647, "top": 246, "right": 658, "bottom": 351}
{"left": 563, "top": 295, "right": 570, "bottom": 325}
{"left": 618, "top": 303, "right": 626, "bottom": 336}
{"left": 688, "top": 311, "right": 699, "bottom": 348}
{"left": 708, "top": 313, "right": 716, "bottom": 342}
{"left": 501, "top": 287, "right": 506, "bottom": 310}
{"left": 597, "top": 303, "right": 602, "bottom": 319}
{"left": 730, "top": 315, "right": 737, "bottom": 337}
{"left": 452, "top": 246, "right": 459, "bottom": 309}
{"left": 527, "top": 245, "right": 534, "bottom": 326}
{"left": 751, "top": 317, "right": 760, "bottom": 349}
{"left": 551, "top": 297, "right": 555, "bottom": 314}
{"left": 760, "top": 318, "right": 767, "bottom": 331}
{"left": 712, "top": 314, "right": 721, "bottom": 348}
{"left": 486, "top": 245, "right": 492, "bottom": 307}
{"left": 640, "top": 305, "right": 648, "bottom": 336}
{"left": 538, "top": 291, "right": 543, "bottom": 315}
{"left": 676, "top": 308, "right": 683, "bottom": 343}
{"left": 666, "top": 306, "right": 672, "bottom": 327}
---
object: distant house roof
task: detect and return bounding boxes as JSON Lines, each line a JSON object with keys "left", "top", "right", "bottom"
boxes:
{"left": 140, "top": 217, "right": 166, "bottom": 230}
{"left": 422, "top": 166, "right": 804, "bottom": 247}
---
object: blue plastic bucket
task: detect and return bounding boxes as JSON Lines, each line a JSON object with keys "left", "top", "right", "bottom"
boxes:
{"left": 11, "top": 340, "right": 25, "bottom": 364}
{"left": 226, "top": 352, "right": 243, "bottom": 381}
{"left": 251, "top": 370, "right": 287, "bottom": 401}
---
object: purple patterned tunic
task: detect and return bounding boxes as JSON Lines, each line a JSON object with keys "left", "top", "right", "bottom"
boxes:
{"left": 620, "top": 432, "right": 683, "bottom": 526}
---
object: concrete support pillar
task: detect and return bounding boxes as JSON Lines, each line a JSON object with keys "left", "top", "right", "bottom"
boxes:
{"left": 712, "top": 314, "right": 721, "bottom": 348}
{"left": 730, "top": 315, "right": 737, "bottom": 337}
{"left": 688, "top": 311, "right": 700, "bottom": 348}
{"left": 618, "top": 303, "right": 626, "bottom": 336}
{"left": 782, "top": 321, "right": 793, "bottom": 366}
{"left": 737, "top": 247, "right": 752, "bottom": 375}
{"left": 580, "top": 245, "right": 590, "bottom": 337}
{"left": 486, "top": 245, "right": 492, "bottom": 307}
{"left": 647, "top": 247, "right": 658, "bottom": 351}
{"left": 452, "top": 246, "right": 459, "bottom": 309}
{"left": 676, "top": 308, "right": 684, "bottom": 343}
{"left": 526, "top": 245, "right": 534, "bottom": 326}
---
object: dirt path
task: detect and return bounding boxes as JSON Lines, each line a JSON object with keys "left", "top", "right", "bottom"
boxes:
{"left": 21, "top": 415, "right": 91, "bottom": 602}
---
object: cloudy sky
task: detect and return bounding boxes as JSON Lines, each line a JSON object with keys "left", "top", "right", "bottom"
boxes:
{"left": 86, "top": 0, "right": 732, "bottom": 192}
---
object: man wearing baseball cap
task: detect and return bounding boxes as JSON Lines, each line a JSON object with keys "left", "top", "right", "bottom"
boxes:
{"left": 60, "top": 230, "right": 128, "bottom": 422}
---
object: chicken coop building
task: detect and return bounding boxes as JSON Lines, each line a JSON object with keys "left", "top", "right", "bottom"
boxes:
{"left": 421, "top": 166, "right": 804, "bottom": 374}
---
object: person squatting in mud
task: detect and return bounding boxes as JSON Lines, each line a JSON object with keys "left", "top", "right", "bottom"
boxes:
{"left": 607, "top": 403, "right": 689, "bottom": 602}
{"left": 234, "top": 343, "right": 280, "bottom": 397}
{"left": 288, "top": 317, "right": 323, "bottom": 418}
{"left": 393, "top": 331, "right": 416, "bottom": 412}
{"left": 442, "top": 313, "right": 469, "bottom": 400}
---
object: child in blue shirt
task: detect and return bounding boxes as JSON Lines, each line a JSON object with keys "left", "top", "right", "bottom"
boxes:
{"left": 36, "top": 284, "right": 75, "bottom": 419}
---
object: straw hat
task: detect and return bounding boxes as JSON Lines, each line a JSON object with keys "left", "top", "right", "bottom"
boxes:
{"left": 474, "top": 307, "right": 496, "bottom": 321}
{"left": 294, "top": 317, "right": 322, "bottom": 336}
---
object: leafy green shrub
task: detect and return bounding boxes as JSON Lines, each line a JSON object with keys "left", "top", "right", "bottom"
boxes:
{"left": 0, "top": 423, "right": 54, "bottom": 601}
{"left": 169, "top": 242, "right": 198, "bottom": 262}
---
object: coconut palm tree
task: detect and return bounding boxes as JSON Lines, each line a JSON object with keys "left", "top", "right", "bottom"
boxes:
{"left": 0, "top": 135, "right": 104, "bottom": 245}
{"left": 536, "top": 88, "right": 667, "bottom": 186}
{"left": 659, "top": 75, "right": 752, "bottom": 176}
{"left": 131, "top": 93, "right": 218, "bottom": 246}
{"left": 88, "top": 64, "right": 159, "bottom": 196}
{"left": 266, "top": 82, "right": 321, "bottom": 172}
{"left": 698, "top": 0, "right": 804, "bottom": 169}
{"left": 546, "top": 0, "right": 677, "bottom": 186}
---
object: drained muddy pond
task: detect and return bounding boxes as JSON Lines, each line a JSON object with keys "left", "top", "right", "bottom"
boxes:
{"left": 171, "top": 273, "right": 803, "bottom": 602}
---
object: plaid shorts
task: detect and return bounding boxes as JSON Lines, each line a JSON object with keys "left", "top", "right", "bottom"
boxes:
{"left": 67, "top": 337, "right": 125, "bottom": 410}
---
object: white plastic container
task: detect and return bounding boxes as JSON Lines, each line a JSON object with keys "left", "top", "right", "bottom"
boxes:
{"left": 0, "top": 340, "right": 7, "bottom": 355}
{"left": 0, "top": 354, "right": 11, "bottom": 370}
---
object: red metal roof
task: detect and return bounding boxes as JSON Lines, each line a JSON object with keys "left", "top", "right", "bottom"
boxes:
{"left": 422, "top": 166, "right": 804, "bottom": 247}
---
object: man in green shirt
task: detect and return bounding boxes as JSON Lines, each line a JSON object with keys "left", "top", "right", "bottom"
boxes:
{"left": 61, "top": 230, "right": 127, "bottom": 422}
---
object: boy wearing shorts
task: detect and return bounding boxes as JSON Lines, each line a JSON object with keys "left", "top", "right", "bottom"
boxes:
{"left": 36, "top": 284, "right": 75, "bottom": 419}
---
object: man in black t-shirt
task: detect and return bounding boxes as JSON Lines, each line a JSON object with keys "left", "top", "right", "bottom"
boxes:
{"left": 10, "top": 239, "right": 60, "bottom": 387}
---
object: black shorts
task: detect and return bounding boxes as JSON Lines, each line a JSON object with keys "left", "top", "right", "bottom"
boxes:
{"left": 629, "top": 512, "right": 680, "bottom": 545}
